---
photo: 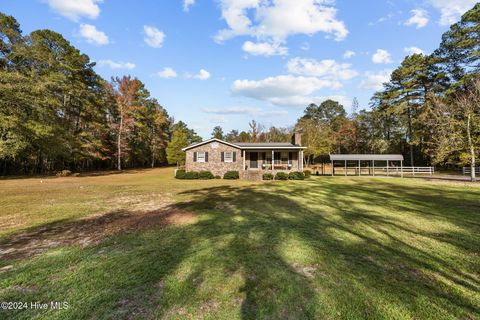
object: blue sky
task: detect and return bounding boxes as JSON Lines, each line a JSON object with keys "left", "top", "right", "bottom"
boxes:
{"left": 2, "top": 0, "right": 477, "bottom": 138}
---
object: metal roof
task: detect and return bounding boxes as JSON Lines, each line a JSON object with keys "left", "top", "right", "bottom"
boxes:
{"left": 330, "top": 154, "right": 404, "bottom": 161}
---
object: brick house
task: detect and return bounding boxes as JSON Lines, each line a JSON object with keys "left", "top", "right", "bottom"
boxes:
{"left": 182, "top": 133, "right": 306, "bottom": 179}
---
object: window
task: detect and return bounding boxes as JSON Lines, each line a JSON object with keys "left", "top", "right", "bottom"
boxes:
{"left": 197, "top": 152, "right": 206, "bottom": 162}
{"left": 224, "top": 151, "right": 233, "bottom": 163}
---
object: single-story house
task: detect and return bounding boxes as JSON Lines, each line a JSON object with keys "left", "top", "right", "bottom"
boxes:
{"left": 181, "top": 133, "right": 306, "bottom": 179}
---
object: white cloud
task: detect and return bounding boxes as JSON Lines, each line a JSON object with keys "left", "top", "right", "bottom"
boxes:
{"left": 359, "top": 70, "right": 392, "bottom": 90}
{"left": 427, "top": 0, "right": 477, "bottom": 26}
{"left": 231, "top": 75, "right": 342, "bottom": 107}
{"left": 157, "top": 67, "right": 177, "bottom": 78}
{"left": 190, "top": 69, "right": 211, "bottom": 80}
{"left": 143, "top": 25, "right": 165, "bottom": 48}
{"left": 209, "top": 115, "right": 227, "bottom": 124}
{"left": 79, "top": 24, "right": 109, "bottom": 45}
{"left": 47, "top": 0, "right": 101, "bottom": 21}
{"left": 405, "top": 9, "right": 429, "bottom": 28}
{"left": 97, "top": 60, "right": 135, "bottom": 69}
{"left": 286, "top": 58, "right": 358, "bottom": 80}
{"left": 183, "top": 0, "right": 195, "bottom": 12}
{"left": 215, "top": 0, "right": 348, "bottom": 45}
{"left": 343, "top": 50, "right": 355, "bottom": 59}
{"left": 368, "top": 13, "right": 394, "bottom": 26}
{"left": 202, "top": 106, "right": 288, "bottom": 117}
{"left": 404, "top": 46, "right": 425, "bottom": 55}
{"left": 300, "top": 42, "right": 310, "bottom": 51}
{"left": 242, "top": 41, "right": 288, "bottom": 56}
{"left": 372, "top": 49, "right": 392, "bottom": 64}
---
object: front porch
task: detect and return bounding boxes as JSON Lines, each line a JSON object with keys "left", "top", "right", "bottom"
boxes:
{"left": 242, "top": 150, "right": 304, "bottom": 172}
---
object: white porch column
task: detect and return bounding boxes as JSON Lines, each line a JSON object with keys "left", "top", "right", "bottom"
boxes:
{"left": 242, "top": 150, "right": 246, "bottom": 170}
{"left": 272, "top": 150, "right": 274, "bottom": 172}
{"left": 299, "top": 150, "right": 303, "bottom": 171}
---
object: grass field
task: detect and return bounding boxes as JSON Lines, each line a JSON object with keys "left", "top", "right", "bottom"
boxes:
{"left": 0, "top": 168, "right": 479, "bottom": 319}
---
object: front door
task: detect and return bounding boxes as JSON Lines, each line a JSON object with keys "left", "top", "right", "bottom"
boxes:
{"left": 250, "top": 152, "right": 258, "bottom": 169}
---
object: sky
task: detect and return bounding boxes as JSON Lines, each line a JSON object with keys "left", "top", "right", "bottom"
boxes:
{"left": 1, "top": 0, "right": 478, "bottom": 138}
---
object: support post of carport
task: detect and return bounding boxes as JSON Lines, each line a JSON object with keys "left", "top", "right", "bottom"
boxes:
{"left": 400, "top": 160, "right": 403, "bottom": 178}
{"left": 373, "top": 160, "right": 375, "bottom": 176}
{"left": 344, "top": 160, "right": 347, "bottom": 176}
{"left": 358, "top": 160, "right": 361, "bottom": 176}
{"left": 331, "top": 160, "right": 334, "bottom": 176}
{"left": 272, "top": 150, "right": 274, "bottom": 172}
{"left": 387, "top": 160, "right": 389, "bottom": 176}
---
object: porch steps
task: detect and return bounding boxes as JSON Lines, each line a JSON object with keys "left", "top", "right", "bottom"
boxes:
{"left": 242, "top": 170, "right": 264, "bottom": 181}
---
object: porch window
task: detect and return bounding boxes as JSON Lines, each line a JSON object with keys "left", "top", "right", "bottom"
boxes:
{"left": 224, "top": 151, "right": 233, "bottom": 163}
{"left": 197, "top": 151, "right": 206, "bottom": 162}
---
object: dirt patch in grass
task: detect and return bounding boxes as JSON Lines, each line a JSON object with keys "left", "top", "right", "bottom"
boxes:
{"left": 0, "top": 204, "right": 196, "bottom": 261}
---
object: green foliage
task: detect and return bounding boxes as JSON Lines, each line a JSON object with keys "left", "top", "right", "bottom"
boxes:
{"left": 211, "top": 126, "right": 224, "bottom": 140}
{"left": 184, "top": 171, "right": 199, "bottom": 179}
{"left": 166, "top": 121, "right": 201, "bottom": 166}
{"left": 274, "top": 172, "right": 288, "bottom": 180}
{"left": 288, "top": 171, "right": 305, "bottom": 180}
{"left": 262, "top": 172, "right": 273, "bottom": 180}
{"left": 214, "top": 175, "right": 221, "bottom": 179}
{"left": 223, "top": 171, "right": 239, "bottom": 179}
{"left": 198, "top": 171, "right": 214, "bottom": 179}
{"left": 303, "top": 170, "right": 311, "bottom": 178}
{"left": 175, "top": 169, "right": 186, "bottom": 179}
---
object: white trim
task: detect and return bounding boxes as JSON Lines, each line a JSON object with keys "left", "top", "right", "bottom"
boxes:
{"left": 224, "top": 151, "right": 233, "bottom": 163}
{"left": 197, "top": 151, "right": 206, "bottom": 162}
{"left": 240, "top": 146, "right": 306, "bottom": 150}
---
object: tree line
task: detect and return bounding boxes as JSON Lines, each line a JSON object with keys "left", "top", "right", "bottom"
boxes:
{"left": 0, "top": 12, "right": 201, "bottom": 175}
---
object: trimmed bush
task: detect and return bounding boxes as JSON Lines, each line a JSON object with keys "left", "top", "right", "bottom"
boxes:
{"left": 303, "top": 170, "right": 311, "bottom": 178}
{"left": 56, "top": 170, "right": 72, "bottom": 177}
{"left": 275, "top": 172, "right": 288, "bottom": 180}
{"left": 184, "top": 171, "right": 199, "bottom": 179}
{"left": 198, "top": 171, "right": 214, "bottom": 179}
{"left": 223, "top": 171, "right": 239, "bottom": 179}
{"left": 215, "top": 175, "right": 221, "bottom": 179}
{"left": 262, "top": 172, "right": 274, "bottom": 180}
{"left": 175, "top": 169, "right": 186, "bottom": 179}
{"left": 288, "top": 171, "right": 305, "bottom": 180}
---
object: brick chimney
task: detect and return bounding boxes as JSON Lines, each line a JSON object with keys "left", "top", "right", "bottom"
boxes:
{"left": 291, "top": 132, "right": 302, "bottom": 146}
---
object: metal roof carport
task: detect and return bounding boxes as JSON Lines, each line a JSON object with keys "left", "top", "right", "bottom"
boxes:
{"left": 329, "top": 154, "right": 404, "bottom": 177}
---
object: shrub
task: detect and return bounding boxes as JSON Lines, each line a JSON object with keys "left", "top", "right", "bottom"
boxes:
{"left": 198, "top": 171, "right": 214, "bottom": 179}
{"left": 288, "top": 171, "right": 305, "bottom": 180}
{"left": 223, "top": 171, "right": 239, "bottom": 179}
{"left": 184, "top": 171, "right": 199, "bottom": 179}
{"left": 303, "top": 170, "right": 311, "bottom": 178}
{"left": 56, "top": 170, "right": 72, "bottom": 177}
{"left": 175, "top": 169, "right": 186, "bottom": 179}
{"left": 215, "top": 175, "right": 221, "bottom": 179}
{"left": 275, "top": 172, "right": 288, "bottom": 180}
{"left": 262, "top": 172, "right": 273, "bottom": 180}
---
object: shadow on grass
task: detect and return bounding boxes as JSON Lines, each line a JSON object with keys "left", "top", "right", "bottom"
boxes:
{"left": 0, "top": 178, "right": 479, "bottom": 319}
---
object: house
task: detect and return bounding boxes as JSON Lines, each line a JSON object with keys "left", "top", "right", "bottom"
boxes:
{"left": 181, "top": 133, "right": 306, "bottom": 179}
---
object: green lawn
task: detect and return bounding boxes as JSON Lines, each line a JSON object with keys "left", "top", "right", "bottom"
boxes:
{"left": 0, "top": 168, "right": 479, "bottom": 319}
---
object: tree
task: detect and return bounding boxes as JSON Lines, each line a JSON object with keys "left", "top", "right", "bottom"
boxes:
{"left": 211, "top": 126, "right": 224, "bottom": 140}
{"left": 109, "top": 76, "right": 141, "bottom": 170}
{"left": 166, "top": 121, "right": 201, "bottom": 166}
{"left": 295, "top": 118, "right": 333, "bottom": 165}
{"left": 301, "top": 100, "right": 347, "bottom": 130}
{"left": 248, "top": 120, "right": 263, "bottom": 142}
{"left": 225, "top": 129, "right": 239, "bottom": 142}
{"left": 427, "top": 79, "right": 480, "bottom": 181}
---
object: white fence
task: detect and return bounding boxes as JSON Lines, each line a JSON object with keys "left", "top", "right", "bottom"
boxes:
{"left": 462, "top": 167, "right": 480, "bottom": 175}
{"left": 333, "top": 166, "right": 434, "bottom": 176}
